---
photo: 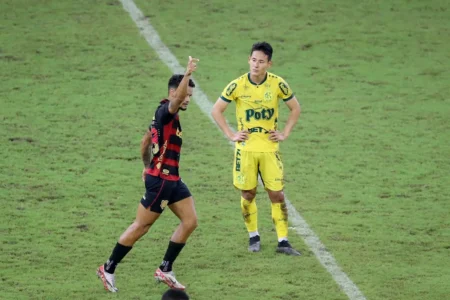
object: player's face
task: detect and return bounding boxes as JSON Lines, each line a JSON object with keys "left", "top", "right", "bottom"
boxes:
{"left": 248, "top": 51, "right": 272, "bottom": 77}
{"left": 179, "top": 86, "right": 193, "bottom": 111}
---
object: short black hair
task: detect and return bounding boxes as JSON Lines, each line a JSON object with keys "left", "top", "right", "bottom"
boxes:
{"left": 250, "top": 41, "right": 273, "bottom": 61}
{"left": 161, "top": 289, "right": 190, "bottom": 300}
{"left": 168, "top": 74, "right": 195, "bottom": 93}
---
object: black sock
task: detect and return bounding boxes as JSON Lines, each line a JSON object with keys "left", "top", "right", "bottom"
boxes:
{"left": 278, "top": 240, "right": 291, "bottom": 247}
{"left": 250, "top": 235, "right": 260, "bottom": 242}
{"left": 159, "top": 241, "right": 185, "bottom": 272}
{"left": 104, "top": 242, "right": 132, "bottom": 274}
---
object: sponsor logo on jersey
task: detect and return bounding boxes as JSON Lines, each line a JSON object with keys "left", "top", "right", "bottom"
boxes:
{"left": 248, "top": 126, "right": 269, "bottom": 134}
{"left": 279, "top": 82, "right": 289, "bottom": 95}
{"left": 245, "top": 108, "right": 275, "bottom": 121}
{"left": 226, "top": 83, "right": 237, "bottom": 96}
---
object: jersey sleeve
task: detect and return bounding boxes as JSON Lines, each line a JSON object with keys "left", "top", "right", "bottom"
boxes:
{"left": 151, "top": 102, "right": 174, "bottom": 127}
{"left": 277, "top": 77, "right": 294, "bottom": 102}
{"left": 220, "top": 80, "right": 238, "bottom": 102}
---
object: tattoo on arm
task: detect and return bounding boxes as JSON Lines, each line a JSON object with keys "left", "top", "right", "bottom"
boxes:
{"left": 141, "top": 131, "right": 152, "bottom": 168}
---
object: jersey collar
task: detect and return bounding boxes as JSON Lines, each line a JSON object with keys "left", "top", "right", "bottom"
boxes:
{"left": 247, "top": 72, "right": 268, "bottom": 86}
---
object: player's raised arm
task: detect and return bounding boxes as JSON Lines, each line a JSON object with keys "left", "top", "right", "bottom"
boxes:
{"left": 168, "top": 56, "right": 199, "bottom": 114}
{"left": 211, "top": 98, "right": 248, "bottom": 142}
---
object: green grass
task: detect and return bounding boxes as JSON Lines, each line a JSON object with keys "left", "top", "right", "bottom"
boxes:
{"left": 1, "top": 0, "right": 449, "bottom": 299}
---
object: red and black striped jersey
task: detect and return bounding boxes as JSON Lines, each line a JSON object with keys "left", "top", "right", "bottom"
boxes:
{"left": 146, "top": 100, "right": 183, "bottom": 181}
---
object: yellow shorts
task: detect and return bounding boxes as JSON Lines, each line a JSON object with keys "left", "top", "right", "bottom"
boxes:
{"left": 233, "top": 149, "right": 284, "bottom": 191}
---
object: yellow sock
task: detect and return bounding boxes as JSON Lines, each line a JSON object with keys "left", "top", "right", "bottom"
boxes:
{"left": 272, "top": 203, "right": 288, "bottom": 240}
{"left": 241, "top": 197, "right": 258, "bottom": 233}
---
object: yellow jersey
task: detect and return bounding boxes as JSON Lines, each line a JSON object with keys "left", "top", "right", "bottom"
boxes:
{"left": 220, "top": 72, "right": 294, "bottom": 152}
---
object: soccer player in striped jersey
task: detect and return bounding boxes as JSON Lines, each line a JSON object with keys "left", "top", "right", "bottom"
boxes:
{"left": 97, "top": 56, "right": 199, "bottom": 292}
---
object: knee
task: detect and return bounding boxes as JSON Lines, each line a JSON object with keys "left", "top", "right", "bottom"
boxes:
{"left": 183, "top": 217, "right": 198, "bottom": 232}
{"left": 131, "top": 221, "right": 153, "bottom": 235}
{"left": 242, "top": 189, "right": 257, "bottom": 201}
{"left": 268, "top": 190, "right": 285, "bottom": 203}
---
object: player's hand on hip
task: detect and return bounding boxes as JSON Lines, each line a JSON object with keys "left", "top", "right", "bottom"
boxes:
{"left": 230, "top": 130, "right": 249, "bottom": 142}
{"left": 186, "top": 56, "right": 199, "bottom": 75}
{"left": 269, "top": 130, "right": 286, "bottom": 142}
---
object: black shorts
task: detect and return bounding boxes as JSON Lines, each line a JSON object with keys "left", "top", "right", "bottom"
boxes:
{"left": 140, "top": 174, "right": 192, "bottom": 213}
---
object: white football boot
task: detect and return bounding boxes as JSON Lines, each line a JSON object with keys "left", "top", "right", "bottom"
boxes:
{"left": 154, "top": 268, "right": 186, "bottom": 290}
{"left": 96, "top": 265, "right": 118, "bottom": 292}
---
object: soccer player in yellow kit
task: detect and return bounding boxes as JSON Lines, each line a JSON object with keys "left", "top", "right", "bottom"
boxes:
{"left": 212, "top": 42, "right": 301, "bottom": 255}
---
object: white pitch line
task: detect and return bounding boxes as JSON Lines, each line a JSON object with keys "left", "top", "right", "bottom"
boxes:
{"left": 119, "top": 1, "right": 367, "bottom": 299}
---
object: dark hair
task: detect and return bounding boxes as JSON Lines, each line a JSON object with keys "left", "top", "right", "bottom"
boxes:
{"left": 168, "top": 74, "right": 195, "bottom": 93}
{"left": 161, "top": 289, "right": 190, "bottom": 300}
{"left": 250, "top": 41, "right": 273, "bottom": 61}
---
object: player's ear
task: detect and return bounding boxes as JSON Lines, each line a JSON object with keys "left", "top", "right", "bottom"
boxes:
{"left": 268, "top": 60, "right": 273, "bottom": 68}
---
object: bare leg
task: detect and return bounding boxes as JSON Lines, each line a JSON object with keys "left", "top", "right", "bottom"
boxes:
{"left": 168, "top": 196, "right": 198, "bottom": 243}
{"left": 154, "top": 196, "right": 198, "bottom": 290}
{"left": 241, "top": 188, "right": 257, "bottom": 201}
{"left": 100, "top": 203, "right": 162, "bottom": 283}
{"left": 267, "top": 189, "right": 284, "bottom": 204}
{"left": 119, "top": 203, "right": 161, "bottom": 246}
